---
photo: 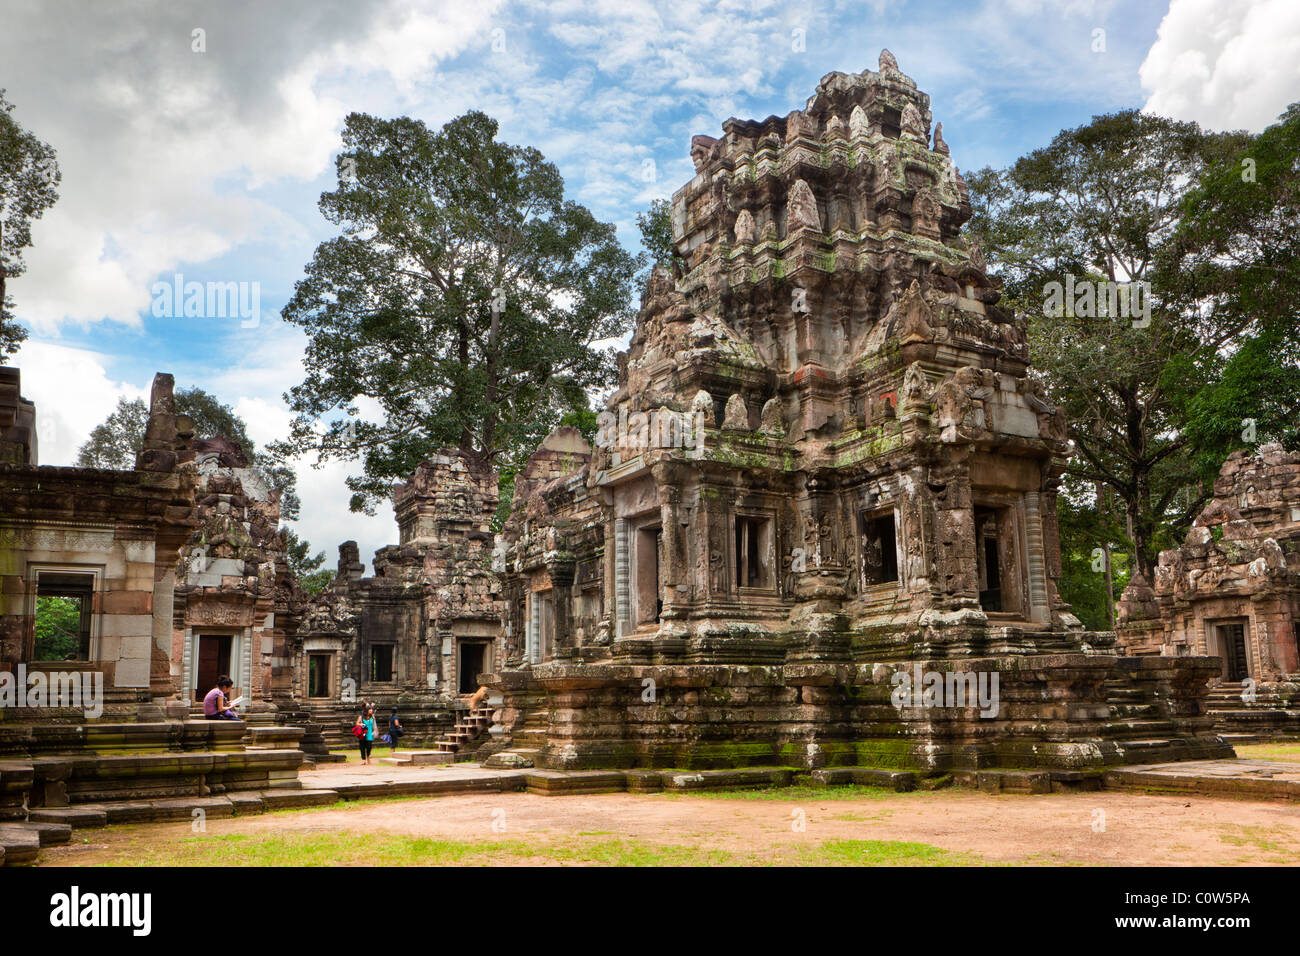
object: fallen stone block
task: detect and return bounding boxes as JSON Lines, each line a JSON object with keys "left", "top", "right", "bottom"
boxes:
{"left": 27, "top": 821, "right": 72, "bottom": 846}
{"left": 148, "top": 796, "right": 236, "bottom": 822}
{"left": 662, "top": 768, "right": 793, "bottom": 791}
{"left": 28, "top": 806, "right": 108, "bottom": 829}
{"left": 977, "top": 770, "right": 1051, "bottom": 794}
{"left": 483, "top": 752, "right": 533, "bottom": 769}
{"left": 228, "top": 793, "right": 266, "bottom": 815}
{"left": 0, "top": 824, "right": 41, "bottom": 865}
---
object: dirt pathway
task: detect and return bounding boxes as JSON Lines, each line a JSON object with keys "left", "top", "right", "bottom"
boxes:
{"left": 40, "top": 787, "right": 1300, "bottom": 866}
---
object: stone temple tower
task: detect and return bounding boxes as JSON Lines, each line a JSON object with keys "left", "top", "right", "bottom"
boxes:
{"left": 488, "top": 53, "right": 1230, "bottom": 774}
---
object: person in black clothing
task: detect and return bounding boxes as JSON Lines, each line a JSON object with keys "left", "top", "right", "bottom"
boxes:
{"left": 388, "top": 708, "right": 404, "bottom": 754}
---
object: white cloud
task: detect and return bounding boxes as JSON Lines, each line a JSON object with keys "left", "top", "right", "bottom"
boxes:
{"left": 1140, "top": 0, "right": 1300, "bottom": 132}
{"left": 9, "top": 337, "right": 397, "bottom": 568}
{"left": 1, "top": 0, "right": 504, "bottom": 332}
{"left": 11, "top": 341, "right": 145, "bottom": 466}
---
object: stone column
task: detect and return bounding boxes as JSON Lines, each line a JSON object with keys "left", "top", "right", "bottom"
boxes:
{"left": 528, "top": 592, "right": 542, "bottom": 663}
{"left": 150, "top": 566, "right": 176, "bottom": 699}
{"left": 1023, "top": 492, "right": 1050, "bottom": 624}
{"left": 654, "top": 463, "right": 688, "bottom": 618}
{"left": 614, "top": 518, "right": 631, "bottom": 637}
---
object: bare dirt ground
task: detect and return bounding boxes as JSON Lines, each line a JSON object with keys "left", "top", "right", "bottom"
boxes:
{"left": 39, "top": 786, "right": 1300, "bottom": 866}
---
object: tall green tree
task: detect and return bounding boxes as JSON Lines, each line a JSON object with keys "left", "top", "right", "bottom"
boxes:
{"left": 0, "top": 89, "right": 60, "bottom": 359}
{"left": 33, "top": 595, "right": 81, "bottom": 660}
{"left": 965, "top": 110, "right": 1256, "bottom": 579}
{"left": 283, "top": 528, "right": 332, "bottom": 594}
{"left": 75, "top": 397, "right": 148, "bottom": 470}
{"left": 1164, "top": 103, "right": 1300, "bottom": 461}
{"left": 636, "top": 198, "right": 674, "bottom": 273}
{"left": 270, "top": 110, "right": 640, "bottom": 513}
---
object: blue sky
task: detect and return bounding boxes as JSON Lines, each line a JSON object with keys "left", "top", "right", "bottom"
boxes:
{"left": 3, "top": 0, "right": 1297, "bottom": 562}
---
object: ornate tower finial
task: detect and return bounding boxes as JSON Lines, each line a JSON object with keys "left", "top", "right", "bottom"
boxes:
{"left": 879, "top": 48, "right": 899, "bottom": 73}
{"left": 933, "top": 121, "right": 949, "bottom": 155}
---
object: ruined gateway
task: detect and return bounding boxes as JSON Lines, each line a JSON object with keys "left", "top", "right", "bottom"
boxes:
{"left": 482, "top": 53, "right": 1232, "bottom": 773}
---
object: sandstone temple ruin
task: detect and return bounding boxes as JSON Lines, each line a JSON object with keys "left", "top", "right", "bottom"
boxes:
{"left": 1117, "top": 444, "right": 1300, "bottom": 739}
{"left": 5, "top": 54, "right": 1296, "bottom": 851}
{"left": 480, "top": 54, "right": 1233, "bottom": 772}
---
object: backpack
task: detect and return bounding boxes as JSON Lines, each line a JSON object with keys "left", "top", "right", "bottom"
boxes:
{"left": 352, "top": 724, "right": 365, "bottom": 738}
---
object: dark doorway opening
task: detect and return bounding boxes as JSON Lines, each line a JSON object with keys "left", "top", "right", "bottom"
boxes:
{"left": 975, "top": 507, "right": 1003, "bottom": 613}
{"left": 459, "top": 643, "right": 487, "bottom": 695}
{"left": 308, "top": 653, "right": 331, "bottom": 698}
{"left": 860, "top": 511, "right": 899, "bottom": 586}
{"left": 195, "top": 634, "right": 232, "bottom": 702}
{"left": 1217, "top": 620, "right": 1249, "bottom": 681}
{"left": 636, "top": 524, "right": 663, "bottom": 624}
{"left": 370, "top": 644, "right": 395, "bottom": 682}
{"left": 734, "top": 515, "right": 773, "bottom": 590}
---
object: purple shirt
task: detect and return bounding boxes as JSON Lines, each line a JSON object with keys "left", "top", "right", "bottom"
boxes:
{"left": 203, "top": 687, "right": 224, "bottom": 716}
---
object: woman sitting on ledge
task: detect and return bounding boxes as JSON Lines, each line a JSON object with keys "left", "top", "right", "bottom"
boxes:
{"left": 203, "top": 676, "right": 239, "bottom": 720}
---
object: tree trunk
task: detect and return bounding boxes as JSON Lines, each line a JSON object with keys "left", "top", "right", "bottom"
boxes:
{"left": 457, "top": 322, "right": 473, "bottom": 451}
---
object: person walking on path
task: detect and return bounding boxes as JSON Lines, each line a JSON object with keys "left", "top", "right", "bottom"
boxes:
{"left": 355, "top": 708, "right": 376, "bottom": 765}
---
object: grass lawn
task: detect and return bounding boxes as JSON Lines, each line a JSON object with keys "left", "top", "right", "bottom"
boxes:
{"left": 91, "top": 830, "right": 980, "bottom": 867}
{"left": 1233, "top": 742, "right": 1300, "bottom": 763}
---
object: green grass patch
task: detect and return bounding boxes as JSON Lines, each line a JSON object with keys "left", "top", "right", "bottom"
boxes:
{"left": 88, "top": 828, "right": 982, "bottom": 867}
{"left": 91, "top": 831, "right": 738, "bottom": 867}
{"left": 797, "top": 839, "right": 983, "bottom": 867}
{"left": 1234, "top": 742, "right": 1300, "bottom": 763}
{"left": 1214, "top": 823, "right": 1296, "bottom": 863}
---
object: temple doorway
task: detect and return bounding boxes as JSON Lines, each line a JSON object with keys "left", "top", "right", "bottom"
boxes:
{"left": 1214, "top": 619, "right": 1250, "bottom": 681}
{"left": 459, "top": 642, "right": 488, "bottom": 694}
{"left": 975, "top": 507, "right": 1004, "bottom": 613}
{"left": 307, "top": 653, "right": 332, "bottom": 698}
{"left": 194, "top": 634, "right": 232, "bottom": 702}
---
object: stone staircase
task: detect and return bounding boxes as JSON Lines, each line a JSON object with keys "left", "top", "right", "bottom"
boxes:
{"left": 185, "top": 702, "right": 341, "bottom": 764}
{"left": 1102, "top": 679, "right": 1195, "bottom": 761}
{"left": 1204, "top": 680, "right": 1300, "bottom": 743}
{"left": 0, "top": 716, "right": 309, "bottom": 865}
{"left": 1093, "top": 664, "right": 1235, "bottom": 764}
{"left": 431, "top": 705, "right": 495, "bottom": 762}
{"left": 478, "top": 690, "right": 549, "bottom": 768}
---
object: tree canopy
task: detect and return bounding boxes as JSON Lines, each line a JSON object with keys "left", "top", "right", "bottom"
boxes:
{"left": 270, "top": 110, "right": 641, "bottom": 514}
{"left": 0, "top": 89, "right": 60, "bottom": 360}
{"left": 967, "top": 106, "right": 1300, "bottom": 625}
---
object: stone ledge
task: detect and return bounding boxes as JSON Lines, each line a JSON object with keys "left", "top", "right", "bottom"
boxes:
{"left": 811, "top": 767, "right": 917, "bottom": 791}
{"left": 259, "top": 789, "right": 340, "bottom": 810}
{"left": 523, "top": 770, "right": 628, "bottom": 795}
{"left": 662, "top": 768, "right": 795, "bottom": 791}
{"left": 28, "top": 806, "right": 107, "bottom": 828}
